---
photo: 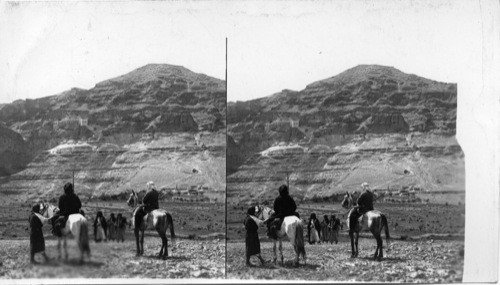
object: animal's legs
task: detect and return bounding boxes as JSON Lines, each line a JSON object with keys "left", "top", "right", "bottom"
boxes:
{"left": 134, "top": 229, "right": 141, "bottom": 256}
{"left": 158, "top": 239, "right": 164, "bottom": 258}
{"left": 374, "top": 232, "right": 383, "bottom": 261}
{"left": 157, "top": 231, "right": 165, "bottom": 259}
{"left": 273, "top": 241, "right": 277, "bottom": 264}
{"left": 279, "top": 240, "right": 284, "bottom": 265}
{"left": 164, "top": 234, "right": 169, "bottom": 258}
{"left": 140, "top": 230, "right": 145, "bottom": 255}
{"left": 57, "top": 238, "right": 62, "bottom": 260}
{"left": 78, "top": 235, "right": 83, "bottom": 264}
{"left": 379, "top": 235, "right": 384, "bottom": 259}
{"left": 371, "top": 231, "right": 379, "bottom": 259}
{"left": 294, "top": 242, "right": 300, "bottom": 266}
{"left": 349, "top": 230, "right": 355, "bottom": 258}
{"left": 63, "top": 237, "right": 68, "bottom": 261}
{"left": 354, "top": 232, "right": 359, "bottom": 257}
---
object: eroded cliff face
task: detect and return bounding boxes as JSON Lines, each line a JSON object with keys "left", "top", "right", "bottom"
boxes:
{"left": 0, "top": 124, "right": 30, "bottom": 176}
{"left": 0, "top": 64, "right": 226, "bottom": 201}
{"left": 227, "top": 65, "right": 463, "bottom": 203}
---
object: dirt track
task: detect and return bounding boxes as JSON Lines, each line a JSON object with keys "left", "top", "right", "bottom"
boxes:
{"left": 226, "top": 237, "right": 463, "bottom": 282}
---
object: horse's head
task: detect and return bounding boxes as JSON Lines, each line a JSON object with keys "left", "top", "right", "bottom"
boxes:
{"left": 254, "top": 205, "right": 273, "bottom": 220}
{"left": 253, "top": 205, "right": 263, "bottom": 219}
{"left": 341, "top": 192, "right": 353, "bottom": 209}
{"left": 127, "top": 193, "right": 134, "bottom": 207}
{"left": 38, "top": 202, "right": 47, "bottom": 216}
{"left": 39, "top": 202, "right": 58, "bottom": 218}
{"left": 127, "top": 191, "right": 138, "bottom": 208}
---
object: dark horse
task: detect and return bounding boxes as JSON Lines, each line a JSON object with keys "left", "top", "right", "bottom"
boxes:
{"left": 341, "top": 192, "right": 390, "bottom": 261}
{"left": 127, "top": 191, "right": 176, "bottom": 259}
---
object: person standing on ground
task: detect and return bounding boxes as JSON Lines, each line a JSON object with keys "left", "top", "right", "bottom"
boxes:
{"left": 29, "top": 204, "right": 50, "bottom": 264}
{"left": 244, "top": 206, "right": 266, "bottom": 267}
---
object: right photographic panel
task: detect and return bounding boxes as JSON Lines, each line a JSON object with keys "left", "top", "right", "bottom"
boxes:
{"left": 225, "top": 1, "right": 480, "bottom": 282}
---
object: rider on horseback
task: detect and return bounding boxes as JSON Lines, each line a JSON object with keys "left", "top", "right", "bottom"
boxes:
{"left": 357, "top": 182, "right": 375, "bottom": 213}
{"left": 264, "top": 184, "right": 298, "bottom": 239}
{"left": 135, "top": 181, "right": 159, "bottom": 228}
{"left": 350, "top": 182, "right": 375, "bottom": 229}
{"left": 51, "top": 182, "right": 82, "bottom": 236}
{"left": 59, "top": 183, "right": 82, "bottom": 217}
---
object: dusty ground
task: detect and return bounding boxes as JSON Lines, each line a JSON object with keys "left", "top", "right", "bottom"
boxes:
{"left": 226, "top": 238, "right": 463, "bottom": 282}
{"left": 226, "top": 201, "right": 464, "bottom": 282}
{"left": 0, "top": 199, "right": 225, "bottom": 279}
{"left": 0, "top": 238, "right": 224, "bottom": 279}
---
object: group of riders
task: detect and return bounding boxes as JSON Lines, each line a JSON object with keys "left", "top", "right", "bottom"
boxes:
{"left": 244, "top": 182, "right": 375, "bottom": 266}
{"left": 262, "top": 182, "right": 375, "bottom": 240}
{"left": 47, "top": 181, "right": 160, "bottom": 237}
{"left": 30, "top": 178, "right": 376, "bottom": 265}
{"left": 29, "top": 181, "right": 161, "bottom": 263}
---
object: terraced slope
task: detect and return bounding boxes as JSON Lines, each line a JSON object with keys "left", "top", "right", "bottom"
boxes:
{"left": 227, "top": 65, "right": 463, "bottom": 204}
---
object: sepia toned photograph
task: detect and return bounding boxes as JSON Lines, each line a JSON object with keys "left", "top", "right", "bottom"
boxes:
{"left": 0, "top": 2, "right": 226, "bottom": 279}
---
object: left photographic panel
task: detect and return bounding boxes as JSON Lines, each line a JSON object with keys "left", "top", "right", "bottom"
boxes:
{"left": 0, "top": 2, "right": 226, "bottom": 280}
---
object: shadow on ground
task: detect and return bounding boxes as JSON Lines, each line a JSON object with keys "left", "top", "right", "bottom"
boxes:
{"left": 249, "top": 260, "right": 320, "bottom": 271}
{"left": 358, "top": 256, "right": 407, "bottom": 263}
{"left": 141, "top": 254, "right": 192, "bottom": 262}
{"left": 47, "top": 258, "right": 106, "bottom": 267}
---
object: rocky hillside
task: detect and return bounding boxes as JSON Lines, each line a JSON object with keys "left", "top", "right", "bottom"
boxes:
{"left": 0, "top": 64, "right": 226, "bottom": 202}
{"left": 227, "top": 65, "right": 463, "bottom": 203}
{"left": 0, "top": 123, "right": 30, "bottom": 176}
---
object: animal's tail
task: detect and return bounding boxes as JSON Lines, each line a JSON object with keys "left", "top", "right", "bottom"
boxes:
{"left": 167, "top": 213, "right": 176, "bottom": 247}
{"left": 79, "top": 221, "right": 91, "bottom": 256}
{"left": 295, "top": 223, "right": 306, "bottom": 260}
{"left": 381, "top": 214, "right": 390, "bottom": 249}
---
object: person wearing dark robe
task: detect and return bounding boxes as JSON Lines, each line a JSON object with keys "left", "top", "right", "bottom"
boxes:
{"left": 51, "top": 182, "right": 82, "bottom": 236}
{"left": 58, "top": 182, "right": 82, "bottom": 217}
{"left": 107, "top": 213, "right": 117, "bottom": 241}
{"left": 93, "top": 211, "right": 107, "bottom": 242}
{"left": 116, "top": 213, "right": 127, "bottom": 242}
{"left": 29, "top": 204, "right": 50, "bottom": 264}
{"left": 350, "top": 182, "right": 375, "bottom": 230}
{"left": 143, "top": 182, "right": 159, "bottom": 212}
{"left": 264, "top": 184, "right": 298, "bottom": 239}
{"left": 307, "top": 213, "right": 321, "bottom": 244}
{"left": 244, "top": 206, "right": 266, "bottom": 267}
{"left": 329, "top": 214, "right": 340, "bottom": 244}
{"left": 320, "top": 215, "right": 330, "bottom": 243}
{"left": 135, "top": 181, "right": 160, "bottom": 228}
{"left": 357, "top": 182, "right": 375, "bottom": 214}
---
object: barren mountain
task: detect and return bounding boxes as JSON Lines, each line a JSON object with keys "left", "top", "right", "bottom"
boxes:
{"left": 227, "top": 65, "right": 463, "bottom": 204}
{"left": 0, "top": 64, "right": 226, "bottom": 202}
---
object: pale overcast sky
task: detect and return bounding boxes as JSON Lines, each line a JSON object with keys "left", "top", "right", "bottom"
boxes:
{"left": 0, "top": 1, "right": 483, "bottom": 103}
{"left": 225, "top": 0, "right": 482, "bottom": 102}
{"left": 0, "top": 1, "right": 228, "bottom": 103}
